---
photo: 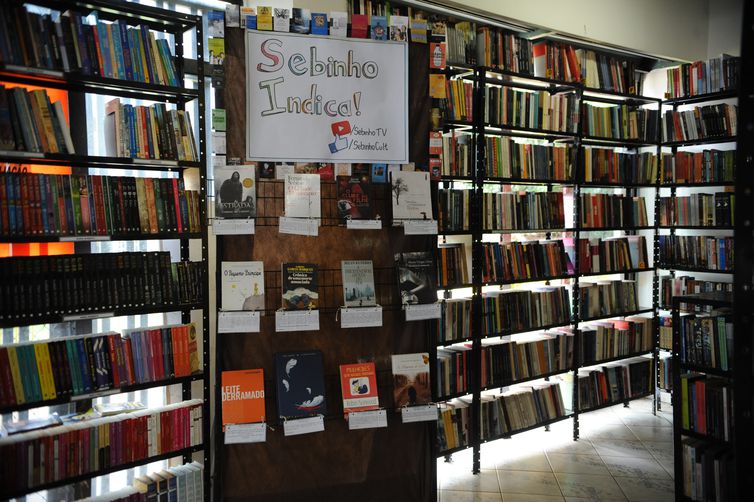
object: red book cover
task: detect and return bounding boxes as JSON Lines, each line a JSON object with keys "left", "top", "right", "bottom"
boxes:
{"left": 0, "top": 347, "right": 16, "bottom": 406}
{"left": 32, "top": 174, "right": 43, "bottom": 235}
{"left": 95, "top": 175, "right": 108, "bottom": 235}
{"left": 339, "top": 363, "right": 378, "bottom": 415}
{"left": 147, "top": 328, "right": 161, "bottom": 381}
{"left": 171, "top": 178, "right": 183, "bottom": 233}
{"left": 351, "top": 14, "right": 368, "bottom": 38}
{"left": 122, "top": 337, "right": 135, "bottom": 386}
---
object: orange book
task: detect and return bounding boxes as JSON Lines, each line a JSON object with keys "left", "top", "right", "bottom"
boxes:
{"left": 221, "top": 368, "right": 266, "bottom": 426}
{"left": 339, "top": 362, "right": 379, "bottom": 414}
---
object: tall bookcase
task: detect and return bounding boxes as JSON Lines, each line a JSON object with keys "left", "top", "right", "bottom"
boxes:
{"left": 0, "top": 0, "right": 210, "bottom": 499}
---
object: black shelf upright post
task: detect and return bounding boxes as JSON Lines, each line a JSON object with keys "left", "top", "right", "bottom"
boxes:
{"left": 571, "top": 86, "right": 585, "bottom": 440}
{"left": 652, "top": 100, "right": 663, "bottom": 414}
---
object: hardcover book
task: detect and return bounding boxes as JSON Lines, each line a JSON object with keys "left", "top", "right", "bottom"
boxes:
{"left": 391, "top": 353, "right": 431, "bottom": 408}
{"left": 282, "top": 262, "right": 318, "bottom": 310}
{"left": 221, "top": 368, "right": 266, "bottom": 426}
{"left": 336, "top": 170, "right": 373, "bottom": 223}
{"left": 391, "top": 170, "right": 432, "bottom": 224}
{"left": 221, "top": 261, "right": 265, "bottom": 311}
{"left": 284, "top": 173, "right": 321, "bottom": 219}
{"left": 339, "top": 362, "right": 379, "bottom": 413}
{"left": 291, "top": 8, "right": 311, "bottom": 34}
{"left": 275, "top": 351, "right": 327, "bottom": 419}
{"left": 395, "top": 251, "right": 437, "bottom": 305}
{"left": 214, "top": 166, "right": 256, "bottom": 219}
{"left": 341, "top": 260, "right": 376, "bottom": 307}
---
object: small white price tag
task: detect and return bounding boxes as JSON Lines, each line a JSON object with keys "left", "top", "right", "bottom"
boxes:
{"left": 401, "top": 404, "right": 438, "bottom": 423}
{"left": 224, "top": 423, "right": 266, "bottom": 444}
{"left": 346, "top": 219, "right": 382, "bottom": 230}
{"left": 63, "top": 311, "right": 114, "bottom": 321}
{"left": 403, "top": 220, "right": 438, "bottom": 235}
{"left": 213, "top": 218, "right": 255, "bottom": 235}
{"left": 218, "top": 311, "right": 261, "bottom": 333}
{"left": 340, "top": 306, "right": 383, "bottom": 328}
{"left": 275, "top": 310, "right": 320, "bottom": 332}
{"left": 283, "top": 415, "right": 325, "bottom": 436}
{"left": 279, "top": 217, "right": 319, "bottom": 236}
{"left": 405, "top": 303, "right": 441, "bottom": 321}
{"left": 348, "top": 409, "right": 388, "bottom": 430}
{"left": 60, "top": 235, "right": 110, "bottom": 242}
{"left": 72, "top": 388, "right": 119, "bottom": 401}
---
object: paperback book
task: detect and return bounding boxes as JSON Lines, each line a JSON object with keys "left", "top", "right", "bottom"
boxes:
{"left": 336, "top": 170, "right": 373, "bottom": 223}
{"left": 391, "top": 353, "right": 431, "bottom": 408}
{"left": 282, "top": 262, "right": 319, "bottom": 310}
{"left": 221, "top": 261, "right": 265, "bottom": 311}
{"left": 275, "top": 351, "right": 327, "bottom": 419}
{"left": 221, "top": 368, "right": 266, "bottom": 426}
{"left": 391, "top": 170, "right": 432, "bottom": 224}
{"left": 395, "top": 251, "right": 437, "bottom": 305}
{"left": 207, "top": 10, "right": 225, "bottom": 37}
{"left": 214, "top": 166, "right": 256, "bottom": 219}
{"left": 341, "top": 260, "right": 376, "bottom": 307}
{"left": 339, "top": 362, "right": 379, "bottom": 413}
{"left": 311, "top": 13, "right": 328, "bottom": 35}
{"left": 330, "top": 11, "right": 348, "bottom": 37}
{"left": 291, "top": 8, "right": 311, "bottom": 33}
{"left": 284, "top": 173, "right": 321, "bottom": 219}
{"left": 389, "top": 15, "right": 409, "bottom": 41}
{"left": 273, "top": 8, "right": 290, "bottom": 32}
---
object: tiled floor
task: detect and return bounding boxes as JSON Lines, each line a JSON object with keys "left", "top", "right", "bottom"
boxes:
{"left": 437, "top": 397, "right": 674, "bottom": 502}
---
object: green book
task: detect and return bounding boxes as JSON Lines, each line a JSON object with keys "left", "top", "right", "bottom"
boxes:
{"left": 69, "top": 175, "right": 83, "bottom": 234}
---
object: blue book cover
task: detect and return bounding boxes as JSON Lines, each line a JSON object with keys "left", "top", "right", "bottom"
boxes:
{"left": 115, "top": 20, "right": 134, "bottom": 81}
{"left": 76, "top": 337, "right": 94, "bottom": 393}
{"left": 370, "top": 16, "right": 387, "bottom": 40}
{"left": 95, "top": 21, "right": 113, "bottom": 78}
{"left": 275, "top": 350, "right": 327, "bottom": 419}
{"left": 128, "top": 29, "right": 143, "bottom": 82}
{"left": 65, "top": 339, "right": 82, "bottom": 394}
{"left": 23, "top": 345, "right": 43, "bottom": 402}
{"left": 140, "top": 26, "right": 156, "bottom": 84}
{"left": 310, "top": 13, "right": 328, "bottom": 35}
{"left": 245, "top": 15, "right": 257, "bottom": 30}
{"left": 109, "top": 23, "right": 125, "bottom": 79}
{"left": 71, "top": 12, "right": 92, "bottom": 75}
{"left": 371, "top": 163, "right": 387, "bottom": 183}
{"left": 6, "top": 175, "right": 16, "bottom": 235}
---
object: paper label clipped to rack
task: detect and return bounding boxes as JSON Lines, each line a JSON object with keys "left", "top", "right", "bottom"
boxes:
{"left": 346, "top": 219, "right": 382, "bottom": 230}
{"left": 275, "top": 309, "right": 320, "bottom": 332}
{"left": 279, "top": 216, "right": 319, "bottom": 236}
{"left": 340, "top": 306, "right": 383, "bottom": 328}
{"left": 348, "top": 409, "right": 388, "bottom": 430}
{"left": 218, "top": 311, "right": 261, "bottom": 333}
{"left": 401, "top": 404, "right": 438, "bottom": 423}
{"left": 213, "top": 218, "right": 256, "bottom": 235}
{"left": 225, "top": 422, "right": 266, "bottom": 444}
{"left": 283, "top": 415, "right": 325, "bottom": 436}
{"left": 405, "top": 303, "right": 441, "bottom": 321}
{"left": 60, "top": 235, "right": 110, "bottom": 242}
{"left": 403, "top": 219, "right": 438, "bottom": 235}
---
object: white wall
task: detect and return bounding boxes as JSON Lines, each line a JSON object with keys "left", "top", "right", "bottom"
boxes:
{"left": 707, "top": 0, "right": 742, "bottom": 58}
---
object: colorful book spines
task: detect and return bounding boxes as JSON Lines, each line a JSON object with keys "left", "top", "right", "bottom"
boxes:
{"left": 0, "top": 86, "right": 73, "bottom": 154}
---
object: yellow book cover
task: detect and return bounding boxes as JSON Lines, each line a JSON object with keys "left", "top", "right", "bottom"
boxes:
{"left": 32, "top": 90, "right": 59, "bottom": 153}
{"left": 428, "top": 74, "right": 445, "bottom": 99}
{"left": 134, "top": 177, "right": 150, "bottom": 232}
{"left": 34, "top": 343, "right": 56, "bottom": 401}
{"left": 257, "top": 6, "right": 273, "bottom": 30}
{"left": 6, "top": 346, "right": 26, "bottom": 404}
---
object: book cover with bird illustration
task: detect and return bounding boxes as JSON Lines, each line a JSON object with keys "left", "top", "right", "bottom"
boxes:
{"left": 275, "top": 351, "right": 327, "bottom": 419}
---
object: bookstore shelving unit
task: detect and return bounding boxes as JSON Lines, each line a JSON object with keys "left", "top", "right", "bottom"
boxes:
{"left": 0, "top": 1, "right": 210, "bottom": 500}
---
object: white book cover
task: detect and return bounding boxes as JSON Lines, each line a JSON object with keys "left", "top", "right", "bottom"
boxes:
{"left": 341, "top": 260, "right": 376, "bottom": 307}
{"left": 389, "top": 15, "right": 409, "bottom": 42}
{"left": 225, "top": 5, "right": 240, "bottom": 27}
{"left": 214, "top": 166, "right": 256, "bottom": 219}
{"left": 284, "top": 173, "right": 321, "bottom": 218}
{"left": 221, "top": 261, "right": 265, "bottom": 311}
{"left": 390, "top": 170, "right": 432, "bottom": 224}
{"left": 273, "top": 8, "right": 290, "bottom": 32}
{"left": 329, "top": 11, "right": 348, "bottom": 37}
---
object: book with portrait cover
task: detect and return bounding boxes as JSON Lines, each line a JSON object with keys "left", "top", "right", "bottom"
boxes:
{"left": 221, "top": 368, "right": 265, "bottom": 426}
{"left": 339, "top": 362, "right": 379, "bottom": 414}
{"left": 221, "top": 261, "right": 265, "bottom": 311}
{"left": 395, "top": 251, "right": 437, "bottom": 305}
{"left": 275, "top": 350, "right": 327, "bottom": 419}
{"left": 341, "top": 260, "right": 376, "bottom": 307}
{"left": 390, "top": 170, "right": 432, "bottom": 224}
{"left": 391, "top": 353, "right": 431, "bottom": 408}
{"left": 284, "top": 173, "right": 321, "bottom": 219}
{"left": 336, "top": 169, "right": 373, "bottom": 223}
{"left": 214, "top": 166, "right": 256, "bottom": 219}
{"left": 207, "top": 10, "right": 225, "bottom": 37}
{"left": 281, "top": 262, "right": 318, "bottom": 310}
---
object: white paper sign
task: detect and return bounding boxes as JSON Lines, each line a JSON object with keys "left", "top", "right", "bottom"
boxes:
{"left": 401, "top": 404, "right": 438, "bottom": 423}
{"left": 72, "top": 388, "right": 119, "bottom": 401}
{"left": 403, "top": 219, "right": 438, "bottom": 235}
{"left": 60, "top": 235, "right": 110, "bottom": 242}
{"left": 225, "top": 423, "right": 267, "bottom": 444}
{"left": 346, "top": 219, "right": 382, "bottom": 230}
{"left": 340, "top": 306, "right": 383, "bottom": 328}
{"left": 275, "top": 309, "right": 320, "bottom": 332}
{"left": 348, "top": 409, "right": 388, "bottom": 430}
{"left": 405, "top": 303, "right": 441, "bottom": 321}
{"left": 213, "top": 218, "right": 256, "bottom": 235}
{"left": 283, "top": 415, "right": 325, "bottom": 436}
{"left": 246, "top": 31, "right": 408, "bottom": 163}
{"left": 64, "top": 312, "right": 114, "bottom": 321}
{"left": 279, "top": 216, "right": 319, "bottom": 236}
{"left": 218, "top": 311, "right": 261, "bottom": 333}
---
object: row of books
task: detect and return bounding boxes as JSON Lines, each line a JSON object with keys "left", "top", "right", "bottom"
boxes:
{"left": 657, "top": 193, "right": 735, "bottom": 227}
{"left": 0, "top": 324, "right": 199, "bottom": 408}
{"left": 579, "top": 280, "right": 639, "bottom": 319}
{"left": 660, "top": 150, "right": 735, "bottom": 185}
{"left": 445, "top": 22, "right": 477, "bottom": 66}
{"left": 475, "top": 27, "right": 534, "bottom": 74}
{"left": 658, "top": 235, "right": 734, "bottom": 271}
{"left": 661, "top": 104, "right": 737, "bottom": 143}
{"left": 437, "top": 298, "right": 472, "bottom": 343}
{"left": 0, "top": 172, "right": 202, "bottom": 238}
{"left": 660, "top": 276, "right": 733, "bottom": 311}
{"left": 482, "top": 191, "right": 565, "bottom": 231}
{"left": 680, "top": 374, "right": 732, "bottom": 441}
{"left": 481, "top": 240, "right": 572, "bottom": 283}
{"left": 665, "top": 55, "right": 739, "bottom": 99}
{"left": 678, "top": 314, "right": 733, "bottom": 371}
{"left": 445, "top": 79, "right": 474, "bottom": 121}
{"left": 0, "top": 252, "right": 203, "bottom": 320}
{"left": 0, "top": 400, "right": 204, "bottom": 497}
{"left": 481, "top": 332, "right": 573, "bottom": 387}
{"left": 579, "top": 317, "right": 653, "bottom": 365}
{"left": 105, "top": 99, "right": 198, "bottom": 162}
{"left": 681, "top": 436, "right": 734, "bottom": 502}
{"left": 485, "top": 138, "right": 574, "bottom": 181}
{"left": 579, "top": 193, "right": 649, "bottom": 228}
{"left": 659, "top": 356, "right": 672, "bottom": 391}
{"left": 440, "top": 131, "right": 473, "bottom": 177}
{"left": 437, "top": 243, "right": 469, "bottom": 287}
{"left": 581, "top": 103, "right": 658, "bottom": 142}
{"left": 0, "top": 6, "right": 181, "bottom": 86}
{"left": 75, "top": 462, "right": 204, "bottom": 502}
{"left": 481, "top": 287, "right": 571, "bottom": 336}
{"left": 582, "top": 149, "right": 657, "bottom": 185}
{"left": 0, "top": 86, "right": 74, "bottom": 154}
{"left": 483, "top": 87, "right": 579, "bottom": 133}
{"left": 575, "top": 236, "right": 649, "bottom": 274}
{"left": 568, "top": 357, "right": 653, "bottom": 411}
{"left": 438, "top": 188, "right": 470, "bottom": 231}
{"left": 436, "top": 345, "right": 472, "bottom": 397}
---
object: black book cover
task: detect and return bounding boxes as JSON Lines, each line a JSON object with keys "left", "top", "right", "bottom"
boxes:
{"left": 275, "top": 350, "right": 327, "bottom": 419}
{"left": 395, "top": 251, "right": 437, "bottom": 305}
{"left": 336, "top": 168, "right": 373, "bottom": 223}
{"left": 281, "top": 262, "right": 318, "bottom": 310}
